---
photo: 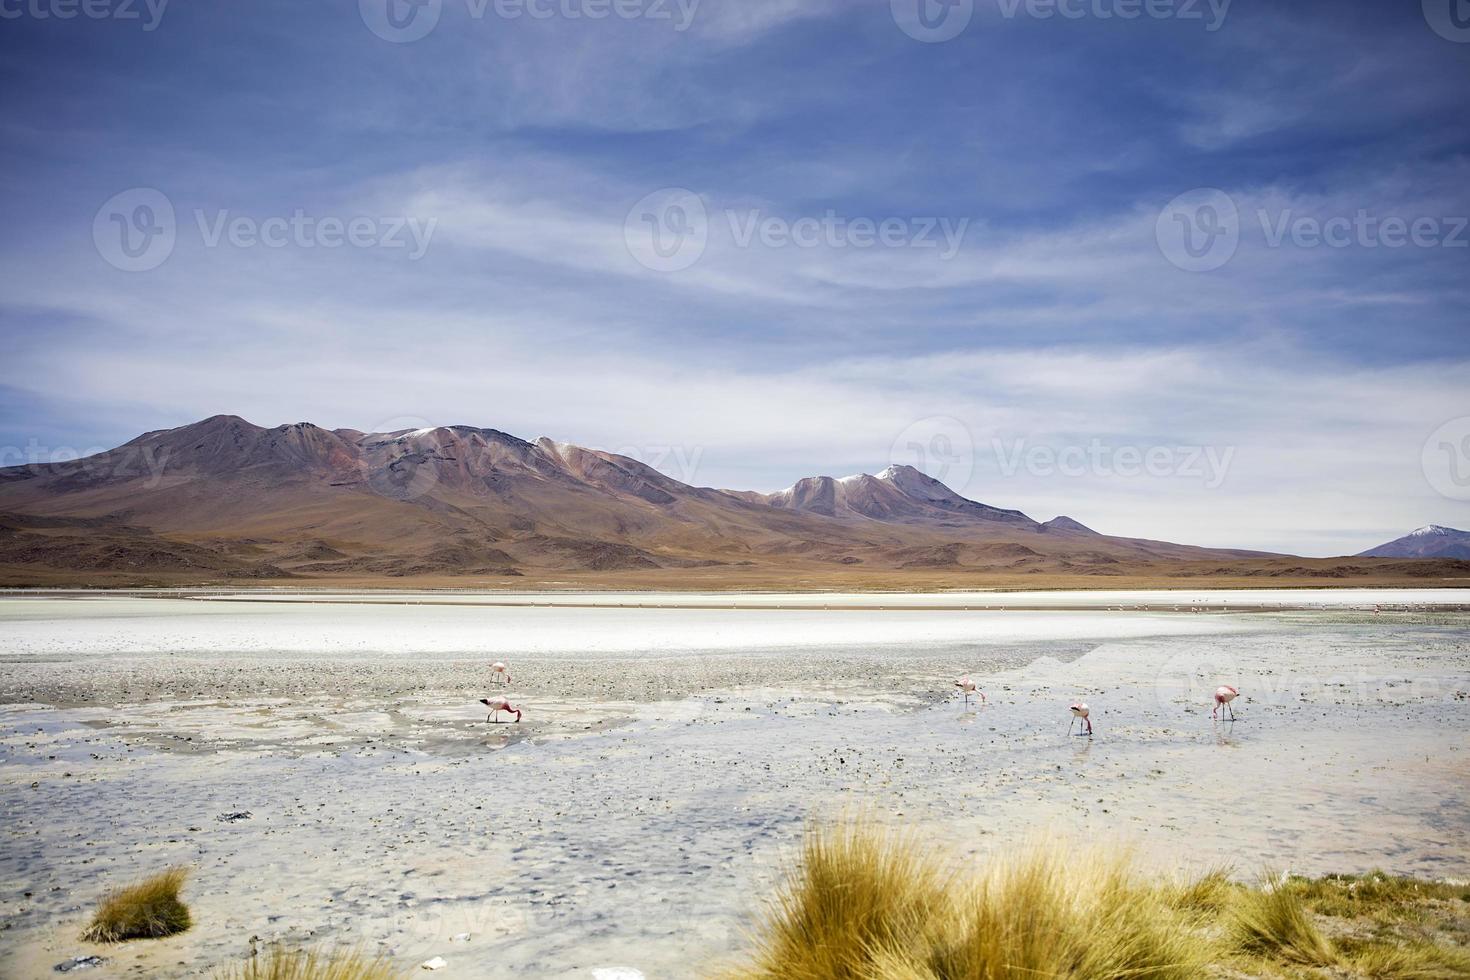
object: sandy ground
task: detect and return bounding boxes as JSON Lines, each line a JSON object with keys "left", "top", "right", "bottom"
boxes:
{"left": 1, "top": 591, "right": 1467, "bottom": 979}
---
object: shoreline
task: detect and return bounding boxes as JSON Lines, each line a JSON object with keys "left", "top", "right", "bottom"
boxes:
{"left": 4, "top": 585, "right": 1469, "bottom": 613}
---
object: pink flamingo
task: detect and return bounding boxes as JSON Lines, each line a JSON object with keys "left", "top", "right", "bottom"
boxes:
{"left": 480, "top": 697, "right": 522, "bottom": 724}
{"left": 954, "top": 676, "right": 986, "bottom": 706}
{"left": 1068, "top": 702, "right": 1092, "bottom": 736}
{"left": 1212, "top": 685, "right": 1239, "bottom": 721}
{"left": 490, "top": 661, "right": 511, "bottom": 684}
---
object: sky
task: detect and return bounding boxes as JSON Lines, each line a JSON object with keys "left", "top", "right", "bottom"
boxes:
{"left": 0, "top": 0, "right": 1467, "bottom": 556}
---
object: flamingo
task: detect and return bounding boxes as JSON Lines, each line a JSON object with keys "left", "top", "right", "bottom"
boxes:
{"left": 490, "top": 661, "right": 511, "bottom": 684}
{"left": 1212, "top": 685, "right": 1239, "bottom": 721}
{"left": 1068, "top": 702, "right": 1092, "bottom": 736}
{"left": 954, "top": 676, "right": 986, "bottom": 706}
{"left": 480, "top": 697, "right": 522, "bottom": 724}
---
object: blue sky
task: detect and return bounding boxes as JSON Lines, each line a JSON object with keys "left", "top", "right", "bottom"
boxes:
{"left": 1, "top": 0, "right": 1467, "bottom": 555}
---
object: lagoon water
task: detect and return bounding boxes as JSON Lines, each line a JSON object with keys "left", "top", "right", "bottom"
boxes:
{"left": 1, "top": 591, "right": 1467, "bottom": 977}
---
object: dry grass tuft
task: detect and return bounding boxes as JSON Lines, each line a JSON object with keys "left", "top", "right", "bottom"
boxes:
{"left": 81, "top": 867, "right": 191, "bottom": 943}
{"left": 1229, "top": 873, "right": 1337, "bottom": 965}
{"left": 724, "top": 824, "right": 1470, "bottom": 979}
{"left": 925, "top": 848, "right": 1208, "bottom": 980}
{"left": 212, "top": 946, "right": 400, "bottom": 980}
{"left": 1287, "top": 871, "right": 1467, "bottom": 923}
{"left": 1164, "top": 866, "right": 1237, "bottom": 915}
{"left": 739, "top": 822, "right": 951, "bottom": 979}
{"left": 728, "top": 825, "right": 1208, "bottom": 980}
{"left": 1336, "top": 939, "right": 1470, "bottom": 980}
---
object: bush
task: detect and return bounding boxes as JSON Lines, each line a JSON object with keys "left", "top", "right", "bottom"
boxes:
{"left": 728, "top": 825, "right": 1206, "bottom": 980}
{"left": 723, "top": 824, "right": 1470, "bottom": 979}
{"left": 82, "top": 867, "right": 191, "bottom": 943}
{"left": 1229, "top": 874, "right": 1336, "bottom": 966}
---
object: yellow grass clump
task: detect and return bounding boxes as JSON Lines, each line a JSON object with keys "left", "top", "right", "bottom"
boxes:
{"left": 1230, "top": 873, "right": 1336, "bottom": 965}
{"left": 82, "top": 867, "right": 191, "bottom": 943}
{"left": 212, "top": 946, "right": 401, "bottom": 980}
{"left": 729, "top": 824, "right": 1205, "bottom": 980}
{"left": 723, "top": 824, "right": 1470, "bottom": 980}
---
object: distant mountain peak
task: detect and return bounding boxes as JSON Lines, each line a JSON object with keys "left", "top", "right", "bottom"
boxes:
{"left": 1359, "top": 524, "right": 1470, "bottom": 559}
{"left": 1042, "top": 515, "right": 1098, "bottom": 535}
{"left": 763, "top": 462, "right": 1034, "bottom": 526}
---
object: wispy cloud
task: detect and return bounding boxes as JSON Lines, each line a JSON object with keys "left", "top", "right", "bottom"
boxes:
{"left": 0, "top": 0, "right": 1466, "bottom": 556}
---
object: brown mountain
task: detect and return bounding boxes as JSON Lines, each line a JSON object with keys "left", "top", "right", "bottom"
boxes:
{"left": 1, "top": 415, "right": 1465, "bottom": 588}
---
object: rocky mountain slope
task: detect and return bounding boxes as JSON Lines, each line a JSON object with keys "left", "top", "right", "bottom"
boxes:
{"left": 1358, "top": 525, "right": 1470, "bottom": 560}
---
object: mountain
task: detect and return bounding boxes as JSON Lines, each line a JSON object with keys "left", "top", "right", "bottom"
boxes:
{"left": 1358, "top": 525, "right": 1470, "bottom": 560}
{"left": 759, "top": 465, "right": 1035, "bottom": 526}
{"left": 0, "top": 415, "right": 1463, "bottom": 587}
{"left": 1041, "top": 516, "right": 1098, "bottom": 535}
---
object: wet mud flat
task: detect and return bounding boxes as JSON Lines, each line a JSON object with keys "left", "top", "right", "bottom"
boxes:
{"left": 1, "top": 593, "right": 1466, "bottom": 978}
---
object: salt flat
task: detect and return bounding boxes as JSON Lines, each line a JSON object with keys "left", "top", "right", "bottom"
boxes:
{"left": 1, "top": 592, "right": 1467, "bottom": 979}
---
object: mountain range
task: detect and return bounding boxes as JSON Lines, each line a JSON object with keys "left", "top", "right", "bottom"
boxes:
{"left": 0, "top": 415, "right": 1465, "bottom": 588}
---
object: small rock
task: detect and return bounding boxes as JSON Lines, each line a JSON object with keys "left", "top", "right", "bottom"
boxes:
{"left": 420, "top": 956, "right": 448, "bottom": 970}
{"left": 217, "top": 811, "right": 253, "bottom": 823}
{"left": 450, "top": 933, "right": 471, "bottom": 943}
{"left": 54, "top": 956, "right": 107, "bottom": 973}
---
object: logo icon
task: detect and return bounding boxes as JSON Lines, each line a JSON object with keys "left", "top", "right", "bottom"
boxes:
{"left": 1423, "top": 416, "right": 1470, "bottom": 501}
{"left": 891, "top": 0, "right": 974, "bottom": 42}
{"left": 360, "top": 0, "right": 442, "bottom": 43}
{"left": 1423, "top": 0, "right": 1470, "bottom": 42}
{"left": 890, "top": 415, "right": 975, "bottom": 493}
{"left": 624, "top": 188, "right": 708, "bottom": 273}
{"left": 93, "top": 188, "right": 176, "bottom": 272}
{"left": 1153, "top": 650, "right": 1242, "bottom": 710}
{"left": 1155, "top": 188, "right": 1240, "bottom": 272}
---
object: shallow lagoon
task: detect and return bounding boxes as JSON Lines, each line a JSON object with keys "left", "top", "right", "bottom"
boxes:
{"left": 1, "top": 591, "right": 1467, "bottom": 978}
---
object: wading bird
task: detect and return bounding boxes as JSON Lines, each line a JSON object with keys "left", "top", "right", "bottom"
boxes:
{"left": 1068, "top": 702, "right": 1092, "bottom": 736}
{"left": 954, "top": 676, "right": 986, "bottom": 706}
{"left": 490, "top": 661, "right": 511, "bottom": 684}
{"left": 480, "top": 697, "right": 522, "bottom": 724}
{"left": 1212, "top": 685, "right": 1239, "bottom": 721}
